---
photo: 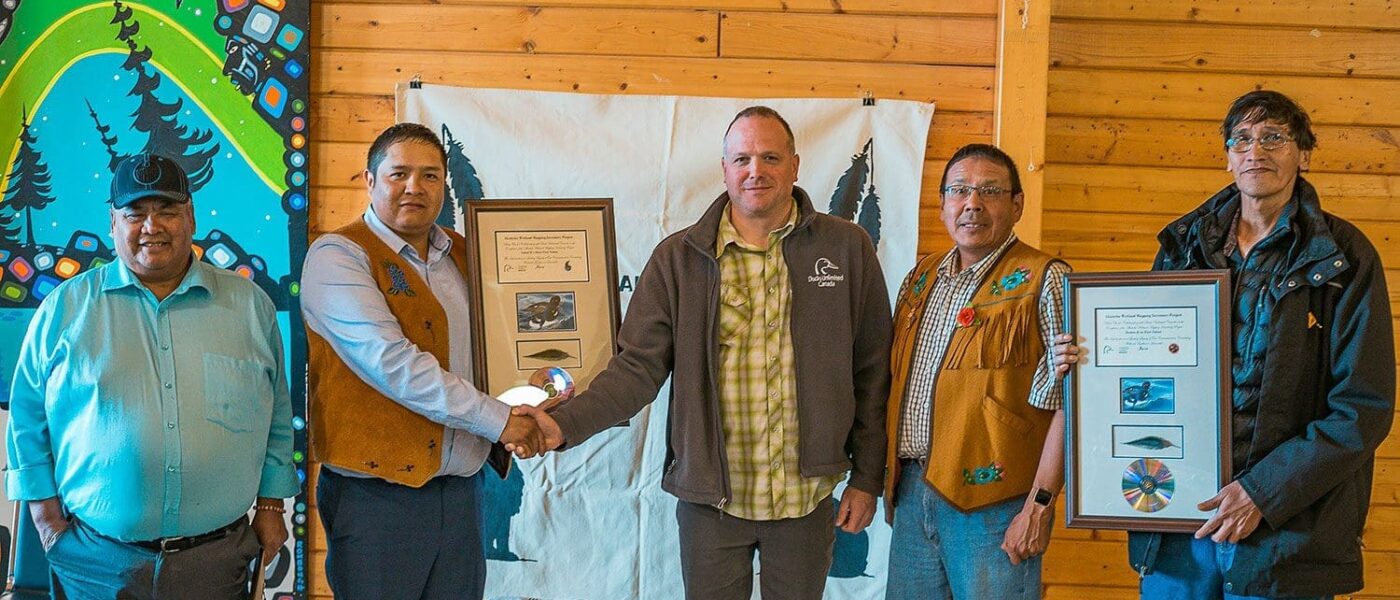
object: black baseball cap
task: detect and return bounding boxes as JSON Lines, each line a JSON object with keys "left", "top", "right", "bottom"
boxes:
{"left": 110, "top": 152, "right": 191, "bottom": 209}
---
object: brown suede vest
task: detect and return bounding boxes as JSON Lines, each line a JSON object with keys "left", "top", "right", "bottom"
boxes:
{"left": 884, "top": 241, "right": 1059, "bottom": 511}
{"left": 307, "top": 219, "right": 468, "bottom": 488}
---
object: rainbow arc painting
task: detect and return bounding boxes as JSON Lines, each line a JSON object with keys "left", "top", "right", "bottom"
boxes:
{"left": 0, "top": 1, "right": 309, "bottom": 596}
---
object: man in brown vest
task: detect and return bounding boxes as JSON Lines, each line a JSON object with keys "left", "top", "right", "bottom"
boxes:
{"left": 301, "top": 123, "right": 544, "bottom": 600}
{"left": 882, "top": 144, "right": 1069, "bottom": 599}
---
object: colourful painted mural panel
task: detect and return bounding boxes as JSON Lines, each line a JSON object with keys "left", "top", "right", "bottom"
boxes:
{"left": 0, "top": 1, "right": 309, "bottom": 596}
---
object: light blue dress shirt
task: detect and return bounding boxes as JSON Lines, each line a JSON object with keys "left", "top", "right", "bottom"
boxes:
{"left": 300, "top": 209, "right": 510, "bottom": 479}
{"left": 5, "top": 260, "right": 298, "bottom": 542}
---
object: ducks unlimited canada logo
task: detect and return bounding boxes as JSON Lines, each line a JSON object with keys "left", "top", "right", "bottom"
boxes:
{"left": 808, "top": 257, "right": 845, "bottom": 287}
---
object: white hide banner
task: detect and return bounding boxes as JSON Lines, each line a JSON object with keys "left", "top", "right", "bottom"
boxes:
{"left": 398, "top": 85, "right": 934, "bottom": 600}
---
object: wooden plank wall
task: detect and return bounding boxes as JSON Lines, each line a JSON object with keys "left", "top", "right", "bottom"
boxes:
{"left": 310, "top": 0, "right": 998, "bottom": 256}
{"left": 1039, "top": 1, "right": 1400, "bottom": 599}
{"left": 307, "top": 1, "right": 995, "bottom": 597}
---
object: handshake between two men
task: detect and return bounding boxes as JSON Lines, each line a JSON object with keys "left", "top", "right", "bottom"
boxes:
{"left": 499, "top": 405, "right": 565, "bottom": 459}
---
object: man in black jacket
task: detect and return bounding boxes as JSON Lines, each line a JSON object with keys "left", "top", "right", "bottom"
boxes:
{"left": 1055, "top": 90, "right": 1394, "bottom": 598}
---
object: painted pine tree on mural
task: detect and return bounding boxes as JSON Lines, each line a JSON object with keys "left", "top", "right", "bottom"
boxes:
{"left": 2, "top": 112, "right": 56, "bottom": 248}
{"left": 113, "top": 0, "right": 219, "bottom": 189}
{"left": 86, "top": 100, "right": 124, "bottom": 173}
{"left": 0, "top": 193, "right": 20, "bottom": 247}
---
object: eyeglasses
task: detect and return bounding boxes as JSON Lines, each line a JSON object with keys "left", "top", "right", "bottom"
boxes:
{"left": 1225, "top": 131, "right": 1294, "bottom": 153}
{"left": 942, "top": 184, "right": 1011, "bottom": 199}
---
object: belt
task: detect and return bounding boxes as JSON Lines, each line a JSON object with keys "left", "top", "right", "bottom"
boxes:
{"left": 132, "top": 518, "right": 243, "bottom": 553}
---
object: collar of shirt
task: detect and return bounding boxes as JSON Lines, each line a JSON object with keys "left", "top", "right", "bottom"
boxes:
{"left": 714, "top": 198, "right": 798, "bottom": 257}
{"left": 363, "top": 207, "right": 453, "bottom": 264}
{"left": 936, "top": 233, "right": 1019, "bottom": 280}
{"left": 100, "top": 256, "right": 214, "bottom": 300}
{"left": 1221, "top": 200, "right": 1298, "bottom": 257}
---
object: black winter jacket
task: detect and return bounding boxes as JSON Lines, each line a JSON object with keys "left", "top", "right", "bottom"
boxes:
{"left": 1129, "top": 178, "right": 1395, "bottom": 597}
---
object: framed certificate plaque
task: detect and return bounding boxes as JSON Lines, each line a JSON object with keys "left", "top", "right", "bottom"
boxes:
{"left": 1062, "top": 270, "right": 1232, "bottom": 532}
{"left": 464, "top": 199, "right": 621, "bottom": 410}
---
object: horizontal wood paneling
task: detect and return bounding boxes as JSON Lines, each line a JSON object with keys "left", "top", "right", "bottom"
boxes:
{"left": 1364, "top": 552, "right": 1400, "bottom": 596}
{"left": 1053, "top": 0, "right": 1400, "bottom": 30}
{"left": 311, "top": 95, "right": 395, "bottom": 144}
{"left": 1378, "top": 458, "right": 1400, "bottom": 505}
{"left": 332, "top": 0, "right": 1000, "bottom": 17}
{"left": 1048, "top": 69, "right": 1400, "bottom": 126}
{"left": 312, "top": 94, "right": 992, "bottom": 154}
{"left": 720, "top": 12, "right": 997, "bottom": 65}
{"left": 314, "top": 4, "right": 718, "bottom": 57}
{"left": 308, "top": 187, "right": 364, "bottom": 233}
{"left": 1051, "top": 21, "right": 1400, "bottom": 78}
{"left": 1366, "top": 506, "right": 1400, "bottom": 551}
{"left": 1043, "top": 540, "right": 1140, "bottom": 587}
{"left": 315, "top": 50, "right": 995, "bottom": 110}
{"left": 1044, "top": 585, "right": 1137, "bottom": 600}
{"left": 1046, "top": 116, "right": 1400, "bottom": 174}
{"left": 1044, "top": 164, "right": 1400, "bottom": 221}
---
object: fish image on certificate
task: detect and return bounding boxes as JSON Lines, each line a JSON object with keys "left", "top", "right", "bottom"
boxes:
{"left": 1095, "top": 307, "right": 1198, "bottom": 367}
{"left": 516, "top": 339, "right": 584, "bottom": 370}
{"left": 1112, "top": 425, "right": 1185, "bottom": 459}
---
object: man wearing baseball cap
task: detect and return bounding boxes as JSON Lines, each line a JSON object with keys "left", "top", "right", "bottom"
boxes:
{"left": 5, "top": 152, "right": 298, "bottom": 598}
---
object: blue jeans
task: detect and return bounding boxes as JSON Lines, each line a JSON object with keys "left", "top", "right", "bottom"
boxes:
{"left": 885, "top": 467, "right": 1040, "bottom": 600}
{"left": 1141, "top": 534, "right": 1332, "bottom": 600}
{"left": 46, "top": 517, "right": 259, "bottom": 600}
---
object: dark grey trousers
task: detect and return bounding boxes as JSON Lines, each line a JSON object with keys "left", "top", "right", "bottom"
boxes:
{"left": 45, "top": 517, "right": 259, "bottom": 600}
{"left": 317, "top": 468, "right": 486, "bottom": 600}
{"left": 676, "top": 496, "right": 835, "bottom": 600}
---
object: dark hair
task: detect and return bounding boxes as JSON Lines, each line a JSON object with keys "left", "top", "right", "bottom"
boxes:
{"left": 723, "top": 106, "right": 796, "bottom": 154}
{"left": 366, "top": 122, "right": 448, "bottom": 173}
{"left": 1220, "top": 90, "right": 1317, "bottom": 151}
{"left": 940, "top": 144, "right": 1022, "bottom": 196}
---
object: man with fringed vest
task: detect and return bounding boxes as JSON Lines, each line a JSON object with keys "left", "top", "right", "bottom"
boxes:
{"left": 301, "top": 124, "right": 545, "bottom": 600}
{"left": 883, "top": 144, "right": 1071, "bottom": 600}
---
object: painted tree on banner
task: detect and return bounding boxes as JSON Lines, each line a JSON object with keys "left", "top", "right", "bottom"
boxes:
{"left": 828, "top": 138, "right": 883, "bottom": 248}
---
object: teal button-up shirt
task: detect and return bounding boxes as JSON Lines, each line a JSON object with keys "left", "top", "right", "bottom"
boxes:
{"left": 5, "top": 259, "right": 298, "bottom": 541}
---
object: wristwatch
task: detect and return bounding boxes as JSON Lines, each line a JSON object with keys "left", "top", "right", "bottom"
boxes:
{"left": 1033, "top": 488, "right": 1054, "bottom": 507}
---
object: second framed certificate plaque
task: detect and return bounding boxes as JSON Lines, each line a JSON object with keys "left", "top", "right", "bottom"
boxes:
{"left": 1063, "top": 270, "right": 1232, "bottom": 532}
{"left": 464, "top": 199, "right": 621, "bottom": 410}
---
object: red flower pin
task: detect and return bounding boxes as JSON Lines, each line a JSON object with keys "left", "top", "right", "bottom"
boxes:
{"left": 956, "top": 305, "right": 977, "bottom": 328}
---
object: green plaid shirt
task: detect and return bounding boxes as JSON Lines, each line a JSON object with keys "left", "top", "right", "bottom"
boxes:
{"left": 714, "top": 201, "right": 841, "bottom": 520}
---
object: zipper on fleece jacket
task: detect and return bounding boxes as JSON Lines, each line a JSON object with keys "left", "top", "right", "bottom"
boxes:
{"left": 696, "top": 240, "right": 731, "bottom": 511}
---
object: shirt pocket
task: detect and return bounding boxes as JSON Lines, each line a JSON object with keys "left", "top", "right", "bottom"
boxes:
{"left": 202, "top": 353, "right": 268, "bottom": 433}
{"left": 718, "top": 284, "right": 753, "bottom": 344}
